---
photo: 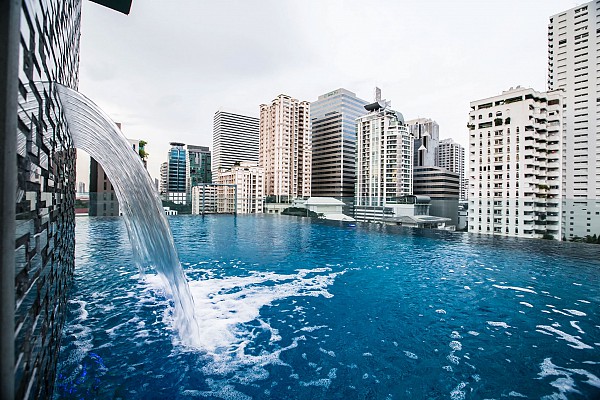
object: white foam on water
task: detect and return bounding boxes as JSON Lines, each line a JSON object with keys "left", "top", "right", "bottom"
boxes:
{"left": 436, "top": 309, "right": 447, "bottom": 314}
{"left": 538, "top": 358, "right": 600, "bottom": 399}
{"left": 492, "top": 285, "right": 537, "bottom": 294}
{"left": 487, "top": 321, "right": 511, "bottom": 329}
{"left": 143, "top": 267, "right": 342, "bottom": 385}
{"left": 508, "top": 391, "right": 527, "bottom": 397}
{"left": 298, "top": 325, "right": 327, "bottom": 333}
{"left": 70, "top": 300, "right": 88, "bottom": 321}
{"left": 570, "top": 321, "right": 585, "bottom": 335}
{"left": 299, "top": 379, "right": 331, "bottom": 388}
{"left": 564, "top": 309, "right": 587, "bottom": 317}
{"left": 450, "top": 341, "right": 462, "bottom": 351}
{"left": 450, "top": 382, "right": 467, "bottom": 400}
{"left": 535, "top": 325, "right": 593, "bottom": 350}
{"left": 403, "top": 351, "right": 418, "bottom": 359}
{"left": 319, "top": 348, "right": 336, "bottom": 357}
{"left": 577, "top": 299, "right": 591, "bottom": 304}
{"left": 572, "top": 283, "right": 582, "bottom": 286}
{"left": 362, "top": 352, "right": 373, "bottom": 357}
{"left": 447, "top": 354, "right": 460, "bottom": 365}
{"left": 467, "top": 331, "right": 480, "bottom": 336}
{"left": 520, "top": 302, "right": 534, "bottom": 308}
{"left": 451, "top": 331, "right": 462, "bottom": 339}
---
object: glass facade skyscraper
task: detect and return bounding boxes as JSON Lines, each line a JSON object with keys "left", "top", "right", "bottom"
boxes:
{"left": 167, "top": 142, "right": 188, "bottom": 204}
{"left": 188, "top": 145, "right": 212, "bottom": 188}
{"left": 310, "top": 89, "right": 368, "bottom": 203}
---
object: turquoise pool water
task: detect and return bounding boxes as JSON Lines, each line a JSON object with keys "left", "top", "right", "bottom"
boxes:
{"left": 55, "top": 215, "right": 600, "bottom": 399}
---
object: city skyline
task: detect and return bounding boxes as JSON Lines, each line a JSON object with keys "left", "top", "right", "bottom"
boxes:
{"left": 75, "top": 0, "right": 582, "bottom": 184}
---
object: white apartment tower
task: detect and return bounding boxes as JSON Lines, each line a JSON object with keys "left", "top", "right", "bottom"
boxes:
{"left": 259, "top": 94, "right": 312, "bottom": 201}
{"left": 548, "top": 2, "right": 600, "bottom": 239}
{"left": 159, "top": 161, "right": 168, "bottom": 196}
{"left": 468, "top": 87, "right": 563, "bottom": 240}
{"left": 216, "top": 162, "right": 265, "bottom": 214}
{"left": 212, "top": 110, "right": 259, "bottom": 177}
{"left": 356, "top": 100, "right": 413, "bottom": 206}
{"left": 437, "top": 138, "right": 467, "bottom": 201}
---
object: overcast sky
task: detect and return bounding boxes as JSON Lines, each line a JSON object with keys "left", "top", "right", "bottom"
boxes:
{"left": 75, "top": 0, "right": 586, "bottom": 185}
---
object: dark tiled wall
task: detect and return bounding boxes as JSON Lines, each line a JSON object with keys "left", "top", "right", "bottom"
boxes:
{"left": 14, "top": 0, "right": 80, "bottom": 398}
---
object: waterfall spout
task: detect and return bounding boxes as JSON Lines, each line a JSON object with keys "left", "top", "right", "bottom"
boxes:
{"left": 43, "top": 82, "right": 199, "bottom": 345}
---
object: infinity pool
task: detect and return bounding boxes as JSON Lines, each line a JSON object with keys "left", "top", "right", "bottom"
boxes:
{"left": 55, "top": 215, "right": 599, "bottom": 399}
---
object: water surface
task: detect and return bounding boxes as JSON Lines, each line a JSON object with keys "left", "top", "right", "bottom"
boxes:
{"left": 56, "top": 215, "right": 600, "bottom": 399}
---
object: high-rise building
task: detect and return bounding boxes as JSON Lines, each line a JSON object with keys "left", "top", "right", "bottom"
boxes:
{"left": 89, "top": 158, "right": 119, "bottom": 216}
{"left": 259, "top": 94, "right": 311, "bottom": 201}
{"left": 310, "top": 89, "right": 368, "bottom": 203}
{"left": 355, "top": 100, "right": 413, "bottom": 207}
{"left": 166, "top": 142, "right": 188, "bottom": 204}
{"left": 89, "top": 128, "right": 147, "bottom": 216}
{"left": 413, "top": 166, "right": 460, "bottom": 225}
{"left": 188, "top": 145, "right": 212, "bottom": 188}
{"left": 216, "top": 162, "right": 265, "bottom": 214}
{"left": 212, "top": 110, "right": 259, "bottom": 176}
{"left": 547, "top": 2, "right": 600, "bottom": 239}
{"left": 407, "top": 118, "right": 439, "bottom": 168}
{"left": 160, "top": 162, "right": 168, "bottom": 196}
{"left": 437, "top": 138, "right": 467, "bottom": 201}
{"left": 468, "top": 86, "right": 563, "bottom": 239}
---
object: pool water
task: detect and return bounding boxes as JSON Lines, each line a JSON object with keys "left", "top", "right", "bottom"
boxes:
{"left": 55, "top": 215, "right": 600, "bottom": 399}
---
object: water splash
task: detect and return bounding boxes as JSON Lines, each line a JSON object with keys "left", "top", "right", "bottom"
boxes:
{"left": 25, "top": 82, "right": 200, "bottom": 345}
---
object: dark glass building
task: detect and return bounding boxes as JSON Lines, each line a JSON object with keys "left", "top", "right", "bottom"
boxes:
{"left": 167, "top": 142, "right": 188, "bottom": 204}
{"left": 310, "top": 89, "right": 368, "bottom": 206}
{"left": 188, "top": 145, "right": 212, "bottom": 188}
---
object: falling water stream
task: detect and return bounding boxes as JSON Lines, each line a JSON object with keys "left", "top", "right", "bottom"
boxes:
{"left": 51, "top": 83, "right": 201, "bottom": 345}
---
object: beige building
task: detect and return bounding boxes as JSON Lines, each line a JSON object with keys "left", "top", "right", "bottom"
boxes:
{"left": 216, "top": 162, "right": 265, "bottom": 214}
{"left": 259, "top": 94, "right": 311, "bottom": 202}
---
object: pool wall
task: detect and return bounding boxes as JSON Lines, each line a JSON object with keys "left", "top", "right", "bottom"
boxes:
{"left": 1, "top": 0, "right": 81, "bottom": 398}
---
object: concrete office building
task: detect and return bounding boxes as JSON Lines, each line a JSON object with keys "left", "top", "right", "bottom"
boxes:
{"left": 310, "top": 89, "right": 368, "bottom": 203}
{"left": 468, "top": 86, "right": 563, "bottom": 239}
{"left": 413, "top": 166, "right": 460, "bottom": 225}
{"left": 407, "top": 118, "right": 439, "bottom": 168}
{"left": 355, "top": 99, "right": 413, "bottom": 210}
{"left": 216, "top": 162, "right": 265, "bottom": 214}
{"left": 548, "top": 2, "right": 600, "bottom": 239}
{"left": 160, "top": 161, "right": 168, "bottom": 197}
{"left": 89, "top": 158, "right": 119, "bottom": 216}
{"left": 191, "top": 184, "right": 219, "bottom": 214}
{"left": 89, "top": 125, "right": 146, "bottom": 216}
{"left": 212, "top": 110, "right": 259, "bottom": 176}
{"left": 437, "top": 138, "right": 467, "bottom": 201}
{"left": 259, "top": 94, "right": 311, "bottom": 201}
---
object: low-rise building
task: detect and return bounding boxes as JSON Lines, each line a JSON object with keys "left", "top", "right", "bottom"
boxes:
{"left": 303, "top": 197, "right": 355, "bottom": 221}
{"left": 215, "top": 162, "right": 265, "bottom": 214}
